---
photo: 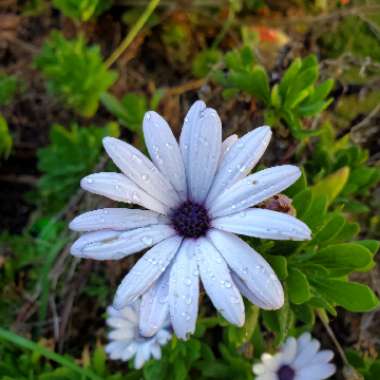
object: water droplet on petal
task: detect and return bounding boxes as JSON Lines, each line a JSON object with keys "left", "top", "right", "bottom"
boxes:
{"left": 141, "top": 236, "right": 153, "bottom": 246}
{"left": 132, "top": 192, "right": 141, "bottom": 202}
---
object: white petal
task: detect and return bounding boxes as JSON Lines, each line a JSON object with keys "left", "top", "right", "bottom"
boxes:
{"left": 106, "top": 317, "right": 134, "bottom": 329}
{"left": 106, "top": 341, "right": 128, "bottom": 359}
{"left": 196, "top": 237, "right": 245, "bottom": 326}
{"left": 139, "top": 268, "right": 170, "bottom": 337}
{"left": 208, "top": 229, "right": 284, "bottom": 310}
{"left": 231, "top": 273, "right": 274, "bottom": 310}
{"left": 120, "top": 343, "right": 137, "bottom": 361}
{"left": 253, "top": 363, "right": 267, "bottom": 375}
{"left": 212, "top": 208, "right": 311, "bottom": 241}
{"left": 221, "top": 134, "right": 238, "bottom": 160}
{"left": 134, "top": 347, "right": 146, "bottom": 369}
{"left": 180, "top": 100, "right": 206, "bottom": 163}
{"left": 209, "top": 165, "right": 301, "bottom": 218}
{"left": 293, "top": 337, "right": 321, "bottom": 369}
{"left": 103, "top": 137, "right": 180, "bottom": 208}
{"left": 70, "top": 224, "right": 176, "bottom": 260}
{"left": 181, "top": 106, "right": 222, "bottom": 203}
{"left": 81, "top": 172, "right": 168, "bottom": 214}
{"left": 169, "top": 239, "right": 200, "bottom": 340}
{"left": 296, "top": 363, "right": 336, "bottom": 380}
{"left": 69, "top": 208, "right": 168, "bottom": 232}
{"left": 281, "top": 337, "right": 297, "bottom": 363}
{"left": 256, "top": 373, "right": 277, "bottom": 380}
{"left": 143, "top": 111, "right": 187, "bottom": 200}
{"left": 310, "top": 350, "right": 334, "bottom": 365}
{"left": 113, "top": 235, "right": 183, "bottom": 309}
{"left": 150, "top": 343, "right": 162, "bottom": 360}
{"left": 206, "top": 126, "right": 272, "bottom": 205}
{"left": 108, "top": 329, "right": 134, "bottom": 341}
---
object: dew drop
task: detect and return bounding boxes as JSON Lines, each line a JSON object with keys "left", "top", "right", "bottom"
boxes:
{"left": 224, "top": 280, "right": 232, "bottom": 288}
{"left": 86, "top": 178, "right": 93, "bottom": 184}
{"left": 184, "top": 277, "right": 192, "bottom": 286}
{"left": 132, "top": 193, "right": 141, "bottom": 202}
{"left": 141, "top": 174, "right": 149, "bottom": 182}
{"left": 141, "top": 236, "right": 153, "bottom": 246}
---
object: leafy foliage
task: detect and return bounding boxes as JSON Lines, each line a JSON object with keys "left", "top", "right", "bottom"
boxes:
{"left": 0, "top": 115, "right": 12, "bottom": 158}
{"left": 53, "top": 0, "right": 112, "bottom": 22}
{"left": 34, "top": 122, "right": 119, "bottom": 211}
{"left": 0, "top": 73, "right": 19, "bottom": 106}
{"left": 346, "top": 349, "right": 380, "bottom": 380}
{"left": 35, "top": 32, "right": 117, "bottom": 117}
{"left": 100, "top": 91, "right": 164, "bottom": 133}
{"left": 306, "top": 122, "right": 380, "bottom": 213}
{"left": 214, "top": 49, "right": 334, "bottom": 138}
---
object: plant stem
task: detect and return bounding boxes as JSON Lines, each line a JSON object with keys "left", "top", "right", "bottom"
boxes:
{"left": 316, "top": 309, "right": 348, "bottom": 365}
{"left": 0, "top": 328, "right": 102, "bottom": 380}
{"left": 105, "top": 0, "right": 160, "bottom": 68}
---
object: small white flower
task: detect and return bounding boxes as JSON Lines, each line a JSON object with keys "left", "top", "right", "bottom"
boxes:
{"left": 105, "top": 301, "right": 172, "bottom": 369}
{"left": 70, "top": 100, "right": 311, "bottom": 339}
{"left": 253, "top": 333, "right": 336, "bottom": 380}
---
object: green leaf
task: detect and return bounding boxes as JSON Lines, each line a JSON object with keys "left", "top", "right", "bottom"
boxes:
{"left": 292, "top": 189, "right": 312, "bottom": 218}
{"left": 265, "top": 255, "right": 288, "bottom": 280}
{"left": 0, "top": 114, "right": 12, "bottom": 158}
{"left": 301, "top": 193, "right": 328, "bottom": 232}
{"left": 35, "top": 32, "right": 117, "bottom": 117}
{"left": 279, "top": 58, "right": 302, "bottom": 97}
{"left": 312, "top": 214, "right": 346, "bottom": 245}
{"left": 0, "top": 73, "right": 19, "bottom": 106}
{"left": 53, "top": 0, "right": 111, "bottom": 22}
{"left": 287, "top": 268, "right": 311, "bottom": 304}
{"left": 192, "top": 49, "right": 222, "bottom": 78}
{"left": 247, "top": 66, "right": 270, "bottom": 104}
{"left": 311, "top": 166, "right": 350, "bottom": 205}
{"left": 227, "top": 304, "right": 259, "bottom": 347}
{"left": 270, "top": 83, "right": 281, "bottom": 109}
{"left": 356, "top": 240, "right": 379, "bottom": 255}
{"left": 284, "top": 66, "right": 318, "bottom": 108}
{"left": 313, "top": 279, "right": 380, "bottom": 312}
{"left": 311, "top": 243, "right": 374, "bottom": 275}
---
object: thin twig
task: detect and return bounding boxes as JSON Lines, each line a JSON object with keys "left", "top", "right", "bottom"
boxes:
{"left": 317, "top": 309, "right": 349, "bottom": 365}
{"left": 352, "top": 103, "right": 380, "bottom": 132}
{"left": 105, "top": 0, "right": 160, "bottom": 68}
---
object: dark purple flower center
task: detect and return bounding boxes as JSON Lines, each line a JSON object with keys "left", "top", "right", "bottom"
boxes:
{"left": 277, "top": 365, "right": 296, "bottom": 380}
{"left": 171, "top": 201, "right": 210, "bottom": 238}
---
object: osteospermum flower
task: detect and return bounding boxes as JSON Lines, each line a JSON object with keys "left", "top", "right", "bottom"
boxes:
{"left": 253, "top": 333, "right": 335, "bottom": 380}
{"left": 105, "top": 301, "right": 171, "bottom": 369}
{"left": 70, "top": 100, "right": 311, "bottom": 339}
